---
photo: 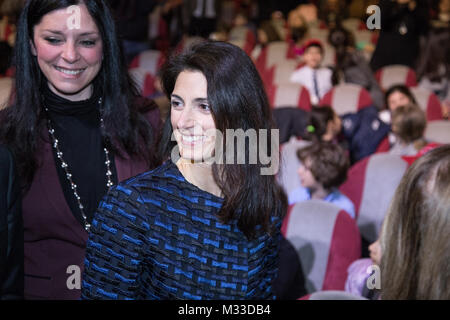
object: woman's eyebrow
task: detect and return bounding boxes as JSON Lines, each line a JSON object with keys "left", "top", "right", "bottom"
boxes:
{"left": 193, "top": 98, "right": 208, "bottom": 103}
{"left": 171, "top": 94, "right": 184, "bottom": 102}
{"left": 41, "top": 30, "right": 100, "bottom": 37}
{"left": 171, "top": 95, "right": 208, "bottom": 103}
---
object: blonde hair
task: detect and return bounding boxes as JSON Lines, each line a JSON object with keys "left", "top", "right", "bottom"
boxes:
{"left": 391, "top": 103, "right": 427, "bottom": 150}
{"left": 380, "top": 145, "right": 450, "bottom": 299}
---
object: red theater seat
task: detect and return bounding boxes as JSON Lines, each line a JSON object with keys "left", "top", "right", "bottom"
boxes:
{"left": 281, "top": 201, "right": 361, "bottom": 293}
{"left": 319, "top": 84, "right": 373, "bottom": 115}
{"left": 254, "top": 41, "right": 298, "bottom": 74}
{"left": 410, "top": 87, "right": 444, "bottom": 121}
{"left": 299, "top": 290, "right": 367, "bottom": 300}
{"left": 228, "top": 26, "right": 256, "bottom": 56}
{"left": 278, "top": 138, "right": 311, "bottom": 195}
{"left": 266, "top": 83, "right": 312, "bottom": 111}
{"left": 424, "top": 120, "right": 450, "bottom": 144}
{"left": 339, "top": 153, "right": 409, "bottom": 243}
{"left": 128, "top": 50, "right": 165, "bottom": 97}
{"left": 375, "top": 64, "right": 417, "bottom": 91}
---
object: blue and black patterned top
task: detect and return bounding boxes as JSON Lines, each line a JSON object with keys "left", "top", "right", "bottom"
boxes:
{"left": 81, "top": 160, "right": 281, "bottom": 300}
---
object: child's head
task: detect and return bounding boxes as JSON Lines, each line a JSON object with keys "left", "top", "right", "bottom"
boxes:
{"left": 233, "top": 11, "right": 248, "bottom": 27}
{"left": 305, "top": 105, "right": 341, "bottom": 142}
{"left": 257, "top": 20, "right": 281, "bottom": 45}
{"left": 302, "top": 39, "right": 324, "bottom": 69}
{"left": 385, "top": 84, "right": 417, "bottom": 112}
{"left": 296, "top": 142, "right": 349, "bottom": 191}
{"left": 391, "top": 103, "right": 427, "bottom": 145}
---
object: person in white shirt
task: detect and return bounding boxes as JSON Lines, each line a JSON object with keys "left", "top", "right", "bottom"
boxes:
{"left": 290, "top": 39, "right": 333, "bottom": 105}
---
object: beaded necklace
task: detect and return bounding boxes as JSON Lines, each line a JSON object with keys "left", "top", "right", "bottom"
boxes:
{"left": 45, "top": 98, "right": 113, "bottom": 232}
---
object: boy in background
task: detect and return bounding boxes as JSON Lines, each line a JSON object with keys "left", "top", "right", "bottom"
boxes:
{"left": 290, "top": 39, "right": 333, "bottom": 105}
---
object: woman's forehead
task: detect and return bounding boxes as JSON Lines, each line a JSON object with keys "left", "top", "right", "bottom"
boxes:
{"left": 35, "top": 4, "right": 99, "bottom": 34}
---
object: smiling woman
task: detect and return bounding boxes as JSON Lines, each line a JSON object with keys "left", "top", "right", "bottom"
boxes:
{"left": 81, "top": 41, "right": 288, "bottom": 300}
{"left": 0, "top": 0, "right": 162, "bottom": 300}
{"left": 30, "top": 4, "right": 103, "bottom": 101}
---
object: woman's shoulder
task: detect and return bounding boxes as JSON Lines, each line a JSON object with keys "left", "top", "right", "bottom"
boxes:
{"left": 118, "top": 160, "right": 180, "bottom": 190}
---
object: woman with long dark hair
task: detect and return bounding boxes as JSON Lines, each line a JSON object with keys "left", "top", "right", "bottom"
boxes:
{"left": 0, "top": 0, "right": 161, "bottom": 299}
{"left": 81, "top": 41, "right": 287, "bottom": 299}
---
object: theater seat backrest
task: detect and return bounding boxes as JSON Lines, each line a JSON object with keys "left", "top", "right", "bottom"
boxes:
{"left": 424, "top": 120, "right": 450, "bottom": 144}
{"left": 300, "top": 290, "right": 367, "bottom": 300}
{"left": 128, "top": 50, "right": 165, "bottom": 74}
{"left": 319, "top": 84, "right": 373, "bottom": 115}
{"left": 128, "top": 68, "right": 157, "bottom": 97}
{"left": 409, "top": 87, "right": 444, "bottom": 121}
{"left": 268, "top": 84, "right": 312, "bottom": 111}
{"left": 272, "top": 60, "right": 302, "bottom": 85}
{"left": 228, "top": 26, "right": 256, "bottom": 55}
{"left": 282, "top": 200, "right": 361, "bottom": 293}
{"left": 255, "top": 41, "right": 298, "bottom": 72}
{"left": 278, "top": 138, "right": 311, "bottom": 195}
{"left": 340, "top": 153, "right": 408, "bottom": 243}
{"left": 375, "top": 64, "right": 417, "bottom": 91}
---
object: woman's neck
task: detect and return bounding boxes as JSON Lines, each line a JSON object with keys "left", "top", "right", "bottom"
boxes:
{"left": 48, "top": 82, "right": 93, "bottom": 101}
{"left": 176, "top": 158, "right": 223, "bottom": 198}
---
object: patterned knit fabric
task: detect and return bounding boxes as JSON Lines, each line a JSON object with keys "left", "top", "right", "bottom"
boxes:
{"left": 81, "top": 160, "right": 281, "bottom": 300}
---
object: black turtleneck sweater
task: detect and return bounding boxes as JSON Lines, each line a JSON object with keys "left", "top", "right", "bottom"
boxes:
{"left": 43, "top": 85, "right": 118, "bottom": 229}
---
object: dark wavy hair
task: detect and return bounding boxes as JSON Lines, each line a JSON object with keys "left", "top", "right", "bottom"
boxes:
{"left": 296, "top": 142, "right": 349, "bottom": 190}
{"left": 159, "top": 40, "right": 287, "bottom": 239}
{"left": 384, "top": 84, "right": 417, "bottom": 111}
{"left": 0, "top": 0, "right": 158, "bottom": 189}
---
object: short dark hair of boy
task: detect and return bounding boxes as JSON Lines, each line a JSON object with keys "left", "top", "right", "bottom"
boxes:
{"left": 304, "top": 40, "right": 324, "bottom": 55}
{"left": 296, "top": 142, "right": 349, "bottom": 190}
{"left": 391, "top": 103, "right": 427, "bottom": 144}
{"left": 304, "top": 105, "right": 336, "bottom": 141}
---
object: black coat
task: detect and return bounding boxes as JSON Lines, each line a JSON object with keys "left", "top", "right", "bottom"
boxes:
{"left": 0, "top": 145, "right": 23, "bottom": 300}
{"left": 370, "top": 0, "right": 429, "bottom": 71}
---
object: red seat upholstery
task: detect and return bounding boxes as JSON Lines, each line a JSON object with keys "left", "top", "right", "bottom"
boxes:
{"left": 266, "top": 83, "right": 312, "bottom": 111}
{"left": 375, "top": 64, "right": 417, "bottom": 91}
{"left": 128, "top": 50, "right": 165, "bottom": 97}
{"left": 319, "top": 84, "right": 373, "bottom": 115}
{"left": 339, "top": 153, "right": 409, "bottom": 243}
{"left": 281, "top": 200, "right": 361, "bottom": 293}
{"left": 228, "top": 26, "right": 256, "bottom": 56}
{"left": 410, "top": 86, "right": 444, "bottom": 121}
{"left": 254, "top": 41, "right": 298, "bottom": 74}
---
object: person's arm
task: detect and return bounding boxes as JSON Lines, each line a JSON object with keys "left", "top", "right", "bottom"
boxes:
{"left": 81, "top": 184, "right": 150, "bottom": 300}
{"left": 0, "top": 147, "right": 23, "bottom": 300}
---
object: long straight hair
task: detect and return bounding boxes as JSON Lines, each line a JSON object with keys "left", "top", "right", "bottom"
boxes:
{"left": 380, "top": 145, "right": 450, "bottom": 299}
{"left": 159, "top": 41, "right": 287, "bottom": 239}
{"left": 0, "top": 0, "right": 158, "bottom": 189}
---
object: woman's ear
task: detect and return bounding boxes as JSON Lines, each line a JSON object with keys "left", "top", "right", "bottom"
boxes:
{"left": 30, "top": 39, "right": 37, "bottom": 56}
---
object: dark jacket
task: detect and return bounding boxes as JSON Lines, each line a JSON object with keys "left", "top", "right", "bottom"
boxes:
{"left": 0, "top": 145, "right": 23, "bottom": 300}
{"left": 21, "top": 100, "right": 161, "bottom": 300}
{"left": 370, "top": 0, "right": 429, "bottom": 71}
{"left": 341, "top": 105, "right": 390, "bottom": 164}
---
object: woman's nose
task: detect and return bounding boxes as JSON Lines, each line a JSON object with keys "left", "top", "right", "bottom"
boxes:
{"left": 61, "top": 41, "right": 79, "bottom": 63}
{"left": 176, "top": 106, "right": 195, "bottom": 129}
